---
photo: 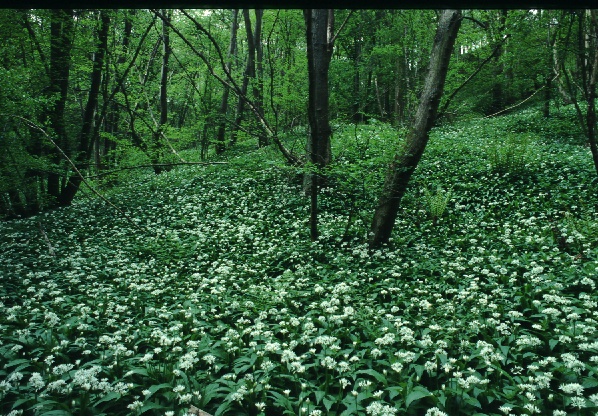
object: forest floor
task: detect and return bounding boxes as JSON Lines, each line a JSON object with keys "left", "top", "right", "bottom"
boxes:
{"left": 2, "top": 105, "right": 598, "bottom": 415}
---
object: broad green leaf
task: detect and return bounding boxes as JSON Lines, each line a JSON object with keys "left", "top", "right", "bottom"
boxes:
{"left": 315, "top": 390, "right": 326, "bottom": 404}
{"left": 139, "top": 401, "right": 166, "bottom": 414}
{"left": 406, "top": 386, "right": 432, "bottom": 408}
{"left": 93, "top": 391, "right": 120, "bottom": 406}
{"left": 387, "top": 385, "right": 403, "bottom": 401}
{"left": 322, "top": 395, "right": 336, "bottom": 412}
{"left": 356, "top": 369, "right": 387, "bottom": 384}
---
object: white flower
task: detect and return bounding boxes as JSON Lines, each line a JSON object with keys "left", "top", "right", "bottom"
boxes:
{"left": 559, "top": 383, "right": 584, "bottom": 395}
{"left": 425, "top": 408, "right": 448, "bottom": 416}
{"left": 366, "top": 401, "right": 397, "bottom": 415}
{"left": 28, "top": 373, "right": 45, "bottom": 391}
{"left": 127, "top": 400, "right": 143, "bottom": 411}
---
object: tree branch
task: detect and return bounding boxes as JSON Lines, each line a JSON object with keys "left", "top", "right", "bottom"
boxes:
{"left": 438, "top": 35, "right": 509, "bottom": 120}
{"left": 5, "top": 114, "right": 150, "bottom": 234}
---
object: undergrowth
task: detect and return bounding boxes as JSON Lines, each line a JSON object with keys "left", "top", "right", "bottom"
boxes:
{"left": 1, "top": 106, "right": 598, "bottom": 416}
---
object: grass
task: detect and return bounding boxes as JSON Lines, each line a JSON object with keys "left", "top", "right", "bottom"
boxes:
{"left": 1, "top": 105, "right": 598, "bottom": 415}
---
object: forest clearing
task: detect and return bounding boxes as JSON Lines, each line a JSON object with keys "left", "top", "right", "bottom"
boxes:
{"left": 1, "top": 8, "right": 598, "bottom": 416}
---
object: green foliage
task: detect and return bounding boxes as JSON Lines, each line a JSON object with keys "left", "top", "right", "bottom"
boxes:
{"left": 487, "top": 132, "right": 532, "bottom": 177}
{"left": 422, "top": 185, "right": 452, "bottom": 224}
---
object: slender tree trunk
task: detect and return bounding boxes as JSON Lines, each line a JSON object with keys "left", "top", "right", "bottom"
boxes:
{"left": 60, "top": 10, "right": 109, "bottom": 206}
{"left": 254, "top": 10, "right": 267, "bottom": 147}
{"left": 369, "top": 9, "right": 462, "bottom": 249}
{"left": 489, "top": 10, "right": 507, "bottom": 114}
{"left": 230, "top": 9, "right": 257, "bottom": 147}
{"left": 150, "top": 9, "right": 171, "bottom": 174}
{"left": 46, "top": 9, "right": 74, "bottom": 205}
{"left": 586, "top": 10, "right": 598, "bottom": 176}
{"left": 216, "top": 9, "right": 239, "bottom": 154}
{"left": 304, "top": 9, "right": 334, "bottom": 241}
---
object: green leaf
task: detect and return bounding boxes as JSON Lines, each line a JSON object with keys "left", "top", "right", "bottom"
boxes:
{"left": 139, "top": 401, "right": 166, "bottom": 414}
{"left": 406, "top": 386, "right": 432, "bottom": 408}
{"left": 356, "top": 369, "right": 387, "bottom": 384}
{"left": 11, "top": 397, "right": 32, "bottom": 409}
{"left": 203, "top": 382, "right": 228, "bottom": 404}
{"left": 465, "top": 395, "right": 482, "bottom": 409}
{"left": 269, "top": 391, "right": 294, "bottom": 413}
{"left": 146, "top": 382, "right": 172, "bottom": 398}
{"left": 582, "top": 377, "right": 598, "bottom": 388}
{"left": 126, "top": 367, "right": 149, "bottom": 377}
{"left": 322, "top": 395, "right": 336, "bottom": 412}
{"left": 315, "top": 390, "right": 326, "bottom": 404}
{"left": 93, "top": 391, "right": 120, "bottom": 406}
{"left": 214, "top": 400, "right": 233, "bottom": 416}
{"left": 6, "top": 358, "right": 30, "bottom": 368}
{"left": 549, "top": 339, "right": 559, "bottom": 351}
{"left": 387, "top": 385, "right": 403, "bottom": 401}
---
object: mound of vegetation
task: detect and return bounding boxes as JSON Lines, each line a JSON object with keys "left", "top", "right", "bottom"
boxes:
{"left": 1, "top": 109, "right": 598, "bottom": 415}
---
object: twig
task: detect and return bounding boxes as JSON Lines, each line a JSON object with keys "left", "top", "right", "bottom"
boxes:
{"left": 438, "top": 37, "right": 508, "bottom": 119}
{"left": 38, "top": 221, "right": 56, "bottom": 257}
{"left": 483, "top": 73, "right": 559, "bottom": 119}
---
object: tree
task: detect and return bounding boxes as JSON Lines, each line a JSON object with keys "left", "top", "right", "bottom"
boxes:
{"left": 215, "top": 9, "right": 239, "bottom": 154}
{"left": 560, "top": 9, "right": 598, "bottom": 176}
{"left": 60, "top": 10, "right": 110, "bottom": 205}
{"left": 304, "top": 9, "right": 334, "bottom": 241}
{"left": 45, "top": 9, "right": 75, "bottom": 205}
{"left": 369, "top": 9, "right": 462, "bottom": 249}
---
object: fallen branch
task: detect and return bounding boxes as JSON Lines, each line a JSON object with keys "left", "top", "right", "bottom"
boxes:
{"left": 438, "top": 37, "right": 507, "bottom": 120}
{"left": 38, "top": 221, "right": 56, "bottom": 257}
{"left": 85, "top": 161, "right": 228, "bottom": 179}
{"left": 187, "top": 406, "right": 213, "bottom": 416}
{"left": 483, "top": 73, "right": 559, "bottom": 119}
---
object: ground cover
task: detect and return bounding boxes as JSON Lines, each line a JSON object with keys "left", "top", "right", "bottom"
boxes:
{"left": 1, "top": 107, "right": 598, "bottom": 415}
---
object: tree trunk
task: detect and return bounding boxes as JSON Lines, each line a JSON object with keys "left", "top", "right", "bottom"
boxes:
{"left": 586, "top": 10, "right": 598, "bottom": 176}
{"left": 489, "top": 10, "right": 507, "bottom": 114}
{"left": 215, "top": 9, "right": 239, "bottom": 154}
{"left": 151, "top": 9, "right": 171, "bottom": 174}
{"left": 46, "top": 9, "right": 74, "bottom": 205}
{"left": 369, "top": 9, "right": 462, "bottom": 249}
{"left": 60, "top": 10, "right": 109, "bottom": 206}
{"left": 304, "top": 9, "right": 334, "bottom": 241}
{"left": 253, "top": 10, "right": 267, "bottom": 147}
{"left": 230, "top": 9, "right": 258, "bottom": 147}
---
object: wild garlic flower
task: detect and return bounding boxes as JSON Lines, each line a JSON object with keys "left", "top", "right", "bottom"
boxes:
{"left": 28, "top": 373, "right": 45, "bottom": 391}
{"left": 559, "top": 383, "right": 584, "bottom": 395}
{"left": 425, "top": 408, "right": 448, "bottom": 416}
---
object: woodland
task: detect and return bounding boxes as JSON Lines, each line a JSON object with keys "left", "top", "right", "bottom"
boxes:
{"left": 1, "top": 8, "right": 598, "bottom": 416}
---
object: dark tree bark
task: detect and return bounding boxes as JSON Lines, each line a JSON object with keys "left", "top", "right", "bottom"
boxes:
{"left": 46, "top": 9, "right": 74, "bottom": 204}
{"left": 215, "top": 9, "right": 239, "bottom": 154}
{"left": 253, "top": 9, "right": 266, "bottom": 147}
{"left": 369, "top": 9, "right": 462, "bottom": 249}
{"left": 304, "top": 9, "right": 334, "bottom": 241}
{"left": 150, "top": 9, "right": 171, "bottom": 174}
{"left": 60, "top": 10, "right": 110, "bottom": 206}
